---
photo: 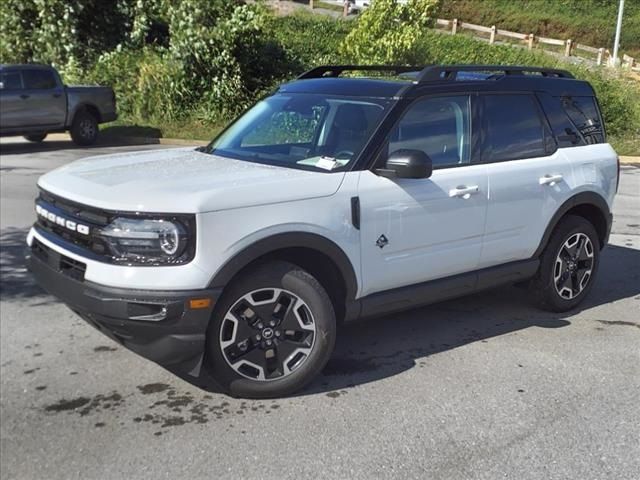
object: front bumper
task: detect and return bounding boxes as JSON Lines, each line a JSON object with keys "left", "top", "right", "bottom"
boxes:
{"left": 26, "top": 243, "right": 220, "bottom": 376}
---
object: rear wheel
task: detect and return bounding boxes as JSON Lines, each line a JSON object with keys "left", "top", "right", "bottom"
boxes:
{"left": 24, "top": 133, "right": 47, "bottom": 143}
{"left": 206, "top": 261, "right": 336, "bottom": 398}
{"left": 530, "top": 215, "right": 600, "bottom": 312}
{"left": 70, "top": 110, "right": 98, "bottom": 146}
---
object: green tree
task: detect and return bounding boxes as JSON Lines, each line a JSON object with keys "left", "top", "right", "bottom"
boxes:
{"left": 341, "top": 0, "right": 442, "bottom": 64}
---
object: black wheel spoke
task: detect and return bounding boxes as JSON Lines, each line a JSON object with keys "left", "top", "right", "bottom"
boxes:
{"left": 554, "top": 233, "right": 594, "bottom": 299}
{"left": 220, "top": 288, "right": 316, "bottom": 381}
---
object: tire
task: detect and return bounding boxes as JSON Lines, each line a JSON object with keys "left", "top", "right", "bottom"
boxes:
{"left": 70, "top": 110, "right": 98, "bottom": 146}
{"left": 24, "top": 133, "right": 47, "bottom": 143}
{"left": 530, "top": 215, "right": 600, "bottom": 312}
{"left": 206, "top": 261, "right": 336, "bottom": 398}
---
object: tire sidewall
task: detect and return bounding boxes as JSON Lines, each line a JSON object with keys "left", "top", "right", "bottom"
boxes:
{"left": 537, "top": 215, "right": 601, "bottom": 311}
{"left": 71, "top": 111, "right": 98, "bottom": 146}
{"left": 206, "top": 261, "right": 336, "bottom": 398}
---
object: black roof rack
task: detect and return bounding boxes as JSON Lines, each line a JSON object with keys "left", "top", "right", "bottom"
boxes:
{"left": 298, "top": 64, "right": 574, "bottom": 82}
{"left": 417, "top": 64, "right": 574, "bottom": 81}
{"left": 297, "top": 65, "right": 424, "bottom": 79}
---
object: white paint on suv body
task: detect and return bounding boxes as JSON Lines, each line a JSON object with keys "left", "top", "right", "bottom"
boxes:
{"left": 27, "top": 143, "right": 618, "bottom": 296}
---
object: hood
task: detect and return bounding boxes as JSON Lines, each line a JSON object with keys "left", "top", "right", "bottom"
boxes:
{"left": 38, "top": 148, "right": 346, "bottom": 213}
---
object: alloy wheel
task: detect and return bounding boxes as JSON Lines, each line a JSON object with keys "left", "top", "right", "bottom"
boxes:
{"left": 553, "top": 232, "right": 594, "bottom": 300}
{"left": 219, "top": 288, "right": 316, "bottom": 381}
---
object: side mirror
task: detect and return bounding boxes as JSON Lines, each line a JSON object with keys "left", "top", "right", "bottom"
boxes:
{"left": 377, "top": 149, "right": 432, "bottom": 179}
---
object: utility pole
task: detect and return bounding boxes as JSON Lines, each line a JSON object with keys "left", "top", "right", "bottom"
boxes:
{"left": 612, "top": 0, "right": 625, "bottom": 66}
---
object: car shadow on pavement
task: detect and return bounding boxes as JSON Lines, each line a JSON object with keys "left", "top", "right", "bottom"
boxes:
{"left": 0, "top": 228, "right": 51, "bottom": 304}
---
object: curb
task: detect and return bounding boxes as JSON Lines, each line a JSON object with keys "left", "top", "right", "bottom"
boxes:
{"left": 620, "top": 156, "right": 640, "bottom": 165}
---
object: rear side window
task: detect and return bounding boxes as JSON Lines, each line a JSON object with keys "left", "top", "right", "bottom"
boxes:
{"left": 561, "top": 96, "right": 605, "bottom": 144}
{"left": 0, "top": 72, "right": 23, "bottom": 90}
{"left": 22, "top": 69, "right": 57, "bottom": 90}
{"left": 482, "top": 94, "right": 547, "bottom": 162}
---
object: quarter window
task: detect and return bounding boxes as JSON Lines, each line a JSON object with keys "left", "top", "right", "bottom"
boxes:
{"left": 561, "top": 96, "right": 605, "bottom": 144}
{"left": 389, "top": 95, "right": 471, "bottom": 168}
{"left": 483, "top": 94, "right": 546, "bottom": 162}
{"left": 22, "top": 69, "right": 57, "bottom": 90}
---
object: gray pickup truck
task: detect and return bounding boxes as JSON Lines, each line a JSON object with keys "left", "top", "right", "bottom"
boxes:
{"left": 0, "top": 64, "right": 117, "bottom": 145}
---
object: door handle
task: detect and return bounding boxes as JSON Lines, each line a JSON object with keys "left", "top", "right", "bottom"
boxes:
{"left": 449, "top": 185, "right": 479, "bottom": 199}
{"left": 539, "top": 174, "right": 563, "bottom": 186}
{"left": 20, "top": 94, "right": 30, "bottom": 100}
{"left": 52, "top": 93, "right": 62, "bottom": 98}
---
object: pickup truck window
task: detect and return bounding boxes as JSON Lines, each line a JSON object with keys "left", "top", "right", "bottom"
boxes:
{"left": 0, "top": 72, "right": 23, "bottom": 90}
{"left": 209, "top": 93, "right": 391, "bottom": 172}
{"left": 22, "top": 69, "right": 57, "bottom": 90}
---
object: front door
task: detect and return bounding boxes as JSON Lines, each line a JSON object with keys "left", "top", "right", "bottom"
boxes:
{"left": 358, "top": 94, "right": 488, "bottom": 297}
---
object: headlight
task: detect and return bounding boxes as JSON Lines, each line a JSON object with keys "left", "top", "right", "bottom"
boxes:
{"left": 98, "top": 217, "right": 193, "bottom": 265}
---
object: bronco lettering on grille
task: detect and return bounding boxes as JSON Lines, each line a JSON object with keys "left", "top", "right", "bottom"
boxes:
{"left": 35, "top": 204, "right": 90, "bottom": 235}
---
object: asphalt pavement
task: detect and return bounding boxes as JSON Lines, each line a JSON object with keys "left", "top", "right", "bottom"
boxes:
{"left": 1, "top": 137, "right": 639, "bottom": 480}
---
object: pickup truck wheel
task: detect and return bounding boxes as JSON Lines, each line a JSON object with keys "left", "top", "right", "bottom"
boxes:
{"left": 24, "top": 133, "right": 47, "bottom": 143}
{"left": 206, "top": 261, "right": 336, "bottom": 398}
{"left": 530, "top": 215, "right": 600, "bottom": 312}
{"left": 70, "top": 111, "right": 98, "bottom": 146}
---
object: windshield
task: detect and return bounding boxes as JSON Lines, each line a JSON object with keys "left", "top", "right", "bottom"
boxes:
{"left": 207, "top": 93, "right": 392, "bottom": 171}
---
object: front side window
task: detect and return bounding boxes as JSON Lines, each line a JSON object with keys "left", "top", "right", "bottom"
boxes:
{"left": 22, "top": 69, "right": 57, "bottom": 90}
{"left": 209, "top": 93, "right": 391, "bottom": 172}
{"left": 388, "top": 95, "right": 471, "bottom": 168}
{"left": 561, "top": 96, "right": 605, "bottom": 144}
{"left": 483, "top": 94, "right": 546, "bottom": 162}
{"left": 0, "top": 72, "right": 23, "bottom": 90}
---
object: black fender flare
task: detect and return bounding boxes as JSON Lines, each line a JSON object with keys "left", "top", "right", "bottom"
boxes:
{"left": 533, "top": 191, "right": 612, "bottom": 258}
{"left": 207, "top": 232, "right": 359, "bottom": 301}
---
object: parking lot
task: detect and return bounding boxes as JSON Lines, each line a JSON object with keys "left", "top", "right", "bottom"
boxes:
{"left": 1, "top": 138, "right": 638, "bottom": 480}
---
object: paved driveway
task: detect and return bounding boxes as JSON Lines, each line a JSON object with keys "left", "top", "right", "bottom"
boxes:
{"left": 1, "top": 137, "right": 639, "bottom": 480}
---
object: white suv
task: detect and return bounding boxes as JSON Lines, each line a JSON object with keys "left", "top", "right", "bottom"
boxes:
{"left": 27, "top": 65, "right": 618, "bottom": 398}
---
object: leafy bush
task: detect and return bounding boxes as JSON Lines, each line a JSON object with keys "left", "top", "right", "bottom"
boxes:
{"left": 341, "top": 0, "right": 442, "bottom": 64}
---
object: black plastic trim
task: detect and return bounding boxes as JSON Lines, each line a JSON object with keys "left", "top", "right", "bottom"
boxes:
{"left": 350, "top": 197, "right": 360, "bottom": 230}
{"left": 208, "top": 232, "right": 359, "bottom": 302}
{"left": 26, "top": 248, "right": 219, "bottom": 375}
{"left": 358, "top": 259, "right": 539, "bottom": 319}
{"left": 532, "top": 191, "right": 611, "bottom": 258}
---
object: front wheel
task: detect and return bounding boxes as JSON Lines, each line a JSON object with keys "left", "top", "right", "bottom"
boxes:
{"left": 206, "top": 261, "right": 336, "bottom": 398}
{"left": 70, "top": 110, "right": 98, "bottom": 146}
{"left": 530, "top": 215, "right": 600, "bottom": 312}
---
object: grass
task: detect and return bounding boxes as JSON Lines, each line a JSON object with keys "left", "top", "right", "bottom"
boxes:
{"left": 440, "top": 0, "right": 640, "bottom": 58}
{"left": 103, "top": 117, "right": 225, "bottom": 142}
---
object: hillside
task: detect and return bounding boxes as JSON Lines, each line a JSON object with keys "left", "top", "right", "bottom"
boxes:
{"left": 440, "top": 0, "right": 640, "bottom": 58}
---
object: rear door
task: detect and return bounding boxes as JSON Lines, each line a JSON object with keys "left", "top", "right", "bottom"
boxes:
{"left": 358, "top": 94, "right": 489, "bottom": 296}
{"left": 0, "top": 70, "right": 26, "bottom": 129}
{"left": 479, "top": 93, "right": 573, "bottom": 268}
{"left": 20, "top": 68, "right": 66, "bottom": 128}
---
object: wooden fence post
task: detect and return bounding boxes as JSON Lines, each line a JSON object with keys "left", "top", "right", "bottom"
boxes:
{"left": 596, "top": 48, "right": 604, "bottom": 65}
{"left": 310, "top": 0, "right": 313, "bottom": 9}
{"left": 343, "top": 1, "right": 348, "bottom": 17}
{"left": 528, "top": 33, "right": 534, "bottom": 50}
{"left": 489, "top": 25, "right": 496, "bottom": 44}
{"left": 564, "top": 39, "right": 572, "bottom": 57}
{"left": 452, "top": 18, "right": 458, "bottom": 35}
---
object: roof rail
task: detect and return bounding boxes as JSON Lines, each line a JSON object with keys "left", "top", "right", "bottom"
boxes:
{"left": 416, "top": 65, "right": 574, "bottom": 81}
{"left": 297, "top": 64, "right": 575, "bottom": 82}
{"left": 297, "top": 65, "right": 424, "bottom": 79}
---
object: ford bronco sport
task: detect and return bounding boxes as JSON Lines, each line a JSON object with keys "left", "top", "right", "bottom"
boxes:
{"left": 27, "top": 65, "right": 618, "bottom": 398}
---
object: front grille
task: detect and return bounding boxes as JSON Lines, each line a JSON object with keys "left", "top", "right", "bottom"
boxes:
{"left": 32, "top": 238, "right": 87, "bottom": 281}
{"left": 35, "top": 190, "right": 111, "bottom": 258}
